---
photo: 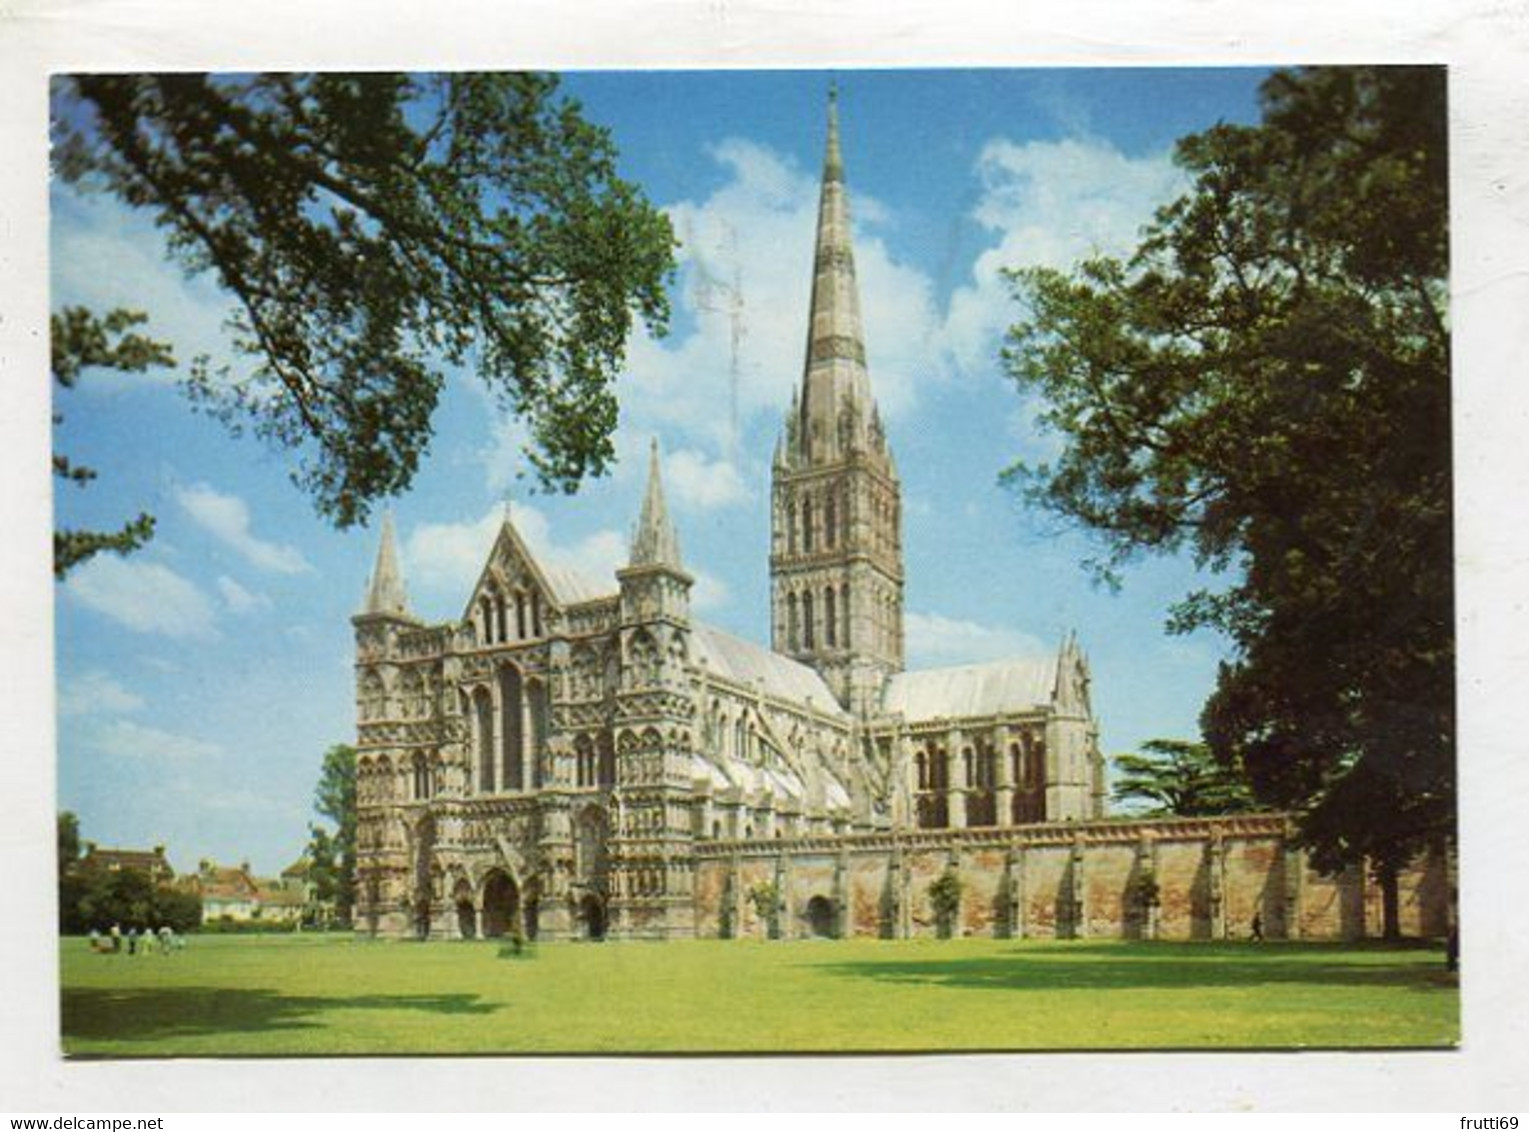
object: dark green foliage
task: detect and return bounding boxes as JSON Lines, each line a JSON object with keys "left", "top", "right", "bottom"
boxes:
{"left": 51, "top": 307, "right": 174, "bottom": 577}
{"left": 1111, "top": 739, "right": 1257, "bottom": 817}
{"left": 1002, "top": 67, "right": 1452, "bottom": 922}
{"left": 747, "top": 880, "right": 780, "bottom": 938}
{"left": 305, "top": 743, "right": 357, "bottom": 927}
{"left": 929, "top": 871, "right": 963, "bottom": 939}
{"left": 64, "top": 865, "right": 203, "bottom": 935}
{"left": 1128, "top": 871, "right": 1160, "bottom": 910}
{"left": 53, "top": 73, "right": 676, "bottom": 529}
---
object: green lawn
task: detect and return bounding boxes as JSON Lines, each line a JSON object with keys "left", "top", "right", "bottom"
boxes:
{"left": 59, "top": 934, "right": 1459, "bottom": 1056}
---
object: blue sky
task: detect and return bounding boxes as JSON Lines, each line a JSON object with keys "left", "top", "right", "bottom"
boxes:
{"left": 52, "top": 68, "right": 1271, "bottom": 876}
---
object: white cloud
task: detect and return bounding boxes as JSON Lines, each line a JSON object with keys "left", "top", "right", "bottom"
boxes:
{"left": 618, "top": 137, "right": 943, "bottom": 455}
{"left": 174, "top": 483, "right": 311, "bottom": 574}
{"left": 89, "top": 719, "right": 222, "bottom": 762}
{"left": 66, "top": 556, "right": 219, "bottom": 640}
{"left": 940, "top": 136, "right": 1186, "bottom": 377}
{"left": 402, "top": 501, "right": 732, "bottom": 616}
{"left": 690, "top": 570, "right": 730, "bottom": 613}
{"left": 664, "top": 447, "right": 748, "bottom": 510}
{"left": 405, "top": 503, "right": 625, "bottom": 606}
{"left": 58, "top": 671, "right": 145, "bottom": 717}
{"left": 216, "top": 574, "right": 270, "bottom": 614}
{"left": 905, "top": 611, "right": 1048, "bottom": 667}
{"left": 50, "top": 186, "right": 250, "bottom": 392}
{"left": 473, "top": 131, "right": 1177, "bottom": 500}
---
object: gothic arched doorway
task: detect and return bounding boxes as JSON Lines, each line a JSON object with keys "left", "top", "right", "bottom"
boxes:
{"left": 580, "top": 894, "right": 607, "bottom": 941}
{"left": 481, "top": 870, "right": 520, "bottom": 938}
{"left": 805, "top": 895, "right": 835, "bottom": 939}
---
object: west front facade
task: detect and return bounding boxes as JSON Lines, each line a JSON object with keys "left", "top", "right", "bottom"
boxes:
{"left": 349, "top": 96, "right": 1447, "bottom": 944}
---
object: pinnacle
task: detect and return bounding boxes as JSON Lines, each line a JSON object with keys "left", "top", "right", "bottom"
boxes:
{"left": 362, "top": 508, "right": 411, "bottom": 617}
{"left": 629, "top": 438, "right": 683, "bottom": 569}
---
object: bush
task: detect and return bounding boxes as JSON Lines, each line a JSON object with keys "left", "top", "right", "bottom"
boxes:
{"left": 929, "top": 871, "right": 963, "bottom": 939}
{"left": 747, "top": 881, "right": 780, "bottom": 939}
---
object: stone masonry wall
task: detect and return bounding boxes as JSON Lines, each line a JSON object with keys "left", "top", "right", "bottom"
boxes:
{"left": 692, "top": 815, "right": 1450, "bottom": 942}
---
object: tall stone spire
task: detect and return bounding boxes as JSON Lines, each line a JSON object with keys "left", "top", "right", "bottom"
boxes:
{"left": 797, "top": 85, "right": 875, "bottom": 467}
{"left": 361, "top": 508, "right": 411, "bottom": 617}
{"left": 771, "top": 88, "right": 904, "bottom": 717}
{"left": 629, "top": 439, "right": 683, "bottom": 570}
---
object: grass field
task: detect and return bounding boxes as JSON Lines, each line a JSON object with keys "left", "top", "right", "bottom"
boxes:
{"left": 59, "top": 935, "right": 1459, "bottom": 1056}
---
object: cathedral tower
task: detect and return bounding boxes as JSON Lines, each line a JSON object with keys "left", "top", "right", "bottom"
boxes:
{"left": 771, "top": 90, "right": 904, "bottom": 718}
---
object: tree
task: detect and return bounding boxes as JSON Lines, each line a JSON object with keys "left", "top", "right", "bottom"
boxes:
{"left": 52, "top": 72, "right": 675, "bottom": 533}
{"left": 306, "top": 743, "right": 357, "bottom": 926}
{"left": 51, "top": 308, "right": 175, "bottom": 577}
{"left": 1002, "top": 67, "right": 1451, "bottom": 939}
{"left": 928, "top": 870, "right": 963, "bottom": 939}
{"left": 1111, "top": 739, "right": 1257, "bottom": 817}
{"left": 57, "top": 811, "right": 89, "bottom": 934}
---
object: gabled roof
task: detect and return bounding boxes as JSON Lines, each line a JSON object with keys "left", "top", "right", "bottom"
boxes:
{"left": 461, "top": 511, "right": 619, "bottom": 621}
{"left": 882, "top": 656, "right": 1058, "bottom": 722}
{"left": 691, "top": 622, "right": 847, "bottom": 717}
{"left": 81, "top": 845, "right": 173, "bottom": 875}
{"left": 540, "top": 561, "right": 617, "bottom": 606}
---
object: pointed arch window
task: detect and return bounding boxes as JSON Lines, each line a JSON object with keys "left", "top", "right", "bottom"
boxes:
{"left": 786, "top": 500, "right": 798, "bottom": 554}
{"left": 824, "top": 585, "right": 837, "bottom": 647}
{"left": 474, "top": 688, "right": 495, "bottom": 794}
{"left": 597, "top": 732, "right": 616, "bottom": 789}
{"left": 824, "top": 494, "right": 837, "bottom": 549}
{"left": 787, "top": 592, "right": 799, "bottom": 651}
{"left": 575, "top": 735, "right": 594, "bottom": 788}
{"left": 499, "top": 666, "right": 524, "bottom": 791}
{"left": 802, "top": 497, "right": 815, "bottom": 553}
{"left": 515, "top": 591, "right": 528, "bottom": 640}
{"left": 803, "top": 591, "right": 815, "bottom": 649}
{"left": 840, "top": 582, "right": 851, "bottom": 648}
{"left": 527, "top": 679, "right": 549, "bottom": 789}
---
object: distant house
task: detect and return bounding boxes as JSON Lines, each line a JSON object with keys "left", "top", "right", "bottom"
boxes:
{"left": 280, "top": 854, "right": 336, "bottom": 927}
{"left": 79, "top": 842, "right": 174, "bottom": 882}
{"left": 180, "top": 859, "right": 304, "bottom": 925}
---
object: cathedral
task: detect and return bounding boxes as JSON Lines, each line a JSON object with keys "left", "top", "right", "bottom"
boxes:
{"left": 350, "top": 98, "right": 1443, "bottom": 944}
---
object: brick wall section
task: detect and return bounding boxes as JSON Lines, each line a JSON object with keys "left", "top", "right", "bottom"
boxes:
{"left": 693, "top": 814, "right": 1449, "bottom": 942}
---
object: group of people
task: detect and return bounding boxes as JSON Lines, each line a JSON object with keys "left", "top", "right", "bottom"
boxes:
{"left": 87, "top": 924, "right": 185, "bottom": 955}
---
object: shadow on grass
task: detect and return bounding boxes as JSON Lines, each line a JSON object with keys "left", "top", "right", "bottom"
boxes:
{"left": 62, "top": 987, "right": 499, "bottom": 1044}
{"left": 812, "top": 942, "right": 1458, "bottom": 995}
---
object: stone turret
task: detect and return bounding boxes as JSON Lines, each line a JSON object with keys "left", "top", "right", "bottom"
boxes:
{"left": 613, "top": 439, "right": 697, "bottom": 938}
{"left": 1045, "top": 631, "right": 1106, "bottom": 820}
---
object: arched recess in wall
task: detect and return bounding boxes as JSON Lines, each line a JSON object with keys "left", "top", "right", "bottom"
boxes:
{"left": 527, "top": 678, "right": 549, "bottom": 789}
{"left": 473, "top": 687, "right": 495, "bottom": 794}
{"left": 824, "top": 585, "right": 837, "bottom": 647}
{"left": 499, "top": 666, "right": 524, "bottom": 791}
{"left": 575, "top": 733, "right": 595, "bottom": 788}
{"left": 597, "top": 731, "right": 616, "bottom": 788}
